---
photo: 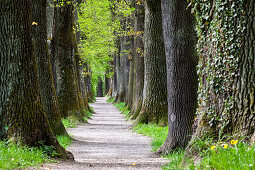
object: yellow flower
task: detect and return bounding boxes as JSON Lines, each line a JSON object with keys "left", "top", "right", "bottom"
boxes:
{"left": 223, "top": 144, "right": 228, "bottom": 149}
{"left": 211, "top": 146, "right": 216, "bottom": 150}
{"left": 132, "top": 163, "right": 136, "bottom": 166}
{"left": 32, "top": 22, "right": 38, "bottom": 26}
{"left": 231, "top": 140, "right": 238, "bottom": 145}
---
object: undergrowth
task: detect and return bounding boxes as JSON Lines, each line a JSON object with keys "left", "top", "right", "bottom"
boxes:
{"left": 133, "top": 124, "right": 255, "bottom": 170}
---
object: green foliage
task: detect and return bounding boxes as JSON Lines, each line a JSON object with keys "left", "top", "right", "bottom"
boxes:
{"left": 82, "top": 109, "right": 94, "bottom": 122}
{"left": 107, "top": 97, "right": 116, "bottom": 103}
{"left": 0, "top": 141, "right": 50, "bottom": 169}
{"left": 57, "top": 135, "right": 72, "bottom": 149}
{"left": 113, "top": 102, "right": 131, "bottom": 119}
{"left": 77, "top": 0, "right": 134, "bottom": 95}
{"left": 62, "top": 117, "right": 79, "bottom": 128}
{"left": 133, "top": 124, "right": 168, "bottom": 151}
{"left": 162, "top": 150, "right": 186, "bottom": 170}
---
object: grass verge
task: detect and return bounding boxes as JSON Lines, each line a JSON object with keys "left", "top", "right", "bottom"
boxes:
{"left": 0, "top": 141, "right": 51, "bottom": 169}
{"left": 107, "top": 97, "right": 131, "bottom": 119}
{"left": 57, "top": 135, "right": 72, "bottom": 149}
{"left": 133, "top": 124, "right": 255, "bottom": 170}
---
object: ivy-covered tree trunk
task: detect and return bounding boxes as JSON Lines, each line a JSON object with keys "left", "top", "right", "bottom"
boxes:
{"left": 134, "top": 0, "right": 168, "bottom": 126}
{"left": 157, "top": 0, "right": 197, "bottom": 154}
{"left": 0, "top": 0, "right": 68, "bottom": 158}
{"left": 52, "top": 0, "right": 83, "bottom": 119}
{"left": 188, "top": 0, "right": 255, "bottom": 150}
{"left": 32, "top": 0, "right": 68, "bottom": 136}
{"left": 130, "top": 1, "right": 145, "bottom": 120}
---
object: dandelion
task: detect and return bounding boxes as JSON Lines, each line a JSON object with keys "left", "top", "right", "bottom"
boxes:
{"left": 231, "top": 140, "right": 238, "bottom": 145}
{"left": 223, "top": 144, "right": 228, "bottom": 149}
{"left": 211, "top": 146, "right": 216, "bottom": 150}
{"left": 32, "top": 22, "right": 38, "bottom": 26}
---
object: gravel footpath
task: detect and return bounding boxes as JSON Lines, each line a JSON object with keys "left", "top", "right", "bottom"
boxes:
{"left": 37, "top": 97, "right": 168, "bottom": 170}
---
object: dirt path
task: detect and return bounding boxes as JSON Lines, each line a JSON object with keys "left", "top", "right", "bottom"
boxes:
{"left": 41, "top": 97, "right": 168, "bottom": 170}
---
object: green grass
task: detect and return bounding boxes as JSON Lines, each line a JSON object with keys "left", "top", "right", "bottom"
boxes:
{"left": 113, "top": 102, "right": 131, "bottom": 119}
{"left": 107, "top": 97, "right": 115, "bottom": 103}
{"left": 62, "top": 117, "right": 78, "bottom": 128}
{"left": 193, "top": 142, "right": 255, "bottom": 169}
{"left": 133, "top": 124, "right": 168, "bottom": 151}
{"left": 133, "top": 123, "right": 255, "bottom": 170}
{"left": 57, "top": 135, "right": 72, "bottom": 149}
{"left": 0, "top": 141, "right": 50, "bottom": 169}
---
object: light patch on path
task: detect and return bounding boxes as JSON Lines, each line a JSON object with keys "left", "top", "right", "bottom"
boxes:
{"left": 39, "top": 97, "right": 168, "bottom": 170}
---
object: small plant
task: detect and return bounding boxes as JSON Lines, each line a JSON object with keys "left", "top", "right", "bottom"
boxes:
{"left": 107, "top": 97, "right": 116, "bottom": 103}
{"left": 57, "top": 135, "right": 72, "bottom": 149}
{"left": 62, "top": 117, "right": 79, "bottom": 128}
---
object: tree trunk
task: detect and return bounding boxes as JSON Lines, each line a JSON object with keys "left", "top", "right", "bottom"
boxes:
{"left": 157, "top": 0, "right": 197, "bottom": 154}
{"left": 134, "top": 0, "right": 168, "bottom": 126}
{"left": 52, "top": 0, "right": 83, "bottom": 119}
{"left": 32, "top": 0, "right": 68, "bottom": 136}
{"left": 105, "top": 72, "right": 110, "bottom": 95}
{"left": 117, "top": 18, "right": 130, "bottom": 103}
{"left": 130, "top": 1, "right": 145, "bottom": 120}
{"left": 187, "top": 1, "right": 255, "bottom": 154}
{"left": 113, "top": 54, "right": 118, "bottom": 97}
{"left": 84, "top": 64, "right": 94, "bottom": 102}
{"left": 97, "top": 77, "right": 104, "bottom": 97}
{"left": 114, "top": 36, "right": 121, "bottom": 103}
{"left": 127, "top": 0, "right": 136, "bottom": 110}
{"left": 0, "top": 0, "right": 68, "bottom": 158}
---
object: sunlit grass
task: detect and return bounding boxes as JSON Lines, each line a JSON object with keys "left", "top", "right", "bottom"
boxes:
{"left": 0, "top": 141, "right": 50, "bottom": 169}
{"left": 133, "top": 124, "right": 168, "bottom": 151}
{"left": 132, "top": 123, "right": 255, "bottom": 170}
{"left": 57, "top": 135, "right": 72, "bottom": 149}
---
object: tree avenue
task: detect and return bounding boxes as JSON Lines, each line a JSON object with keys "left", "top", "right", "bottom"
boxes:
{"left": 0, "top": 0, "right": 254, "bottom": 168}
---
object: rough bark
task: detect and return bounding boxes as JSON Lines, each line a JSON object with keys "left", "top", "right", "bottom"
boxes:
{"left": 114, "top": 36, "right": 121, "bottom": 103}
{"left": 105, "top": 72, "right": 110, "bottom": 95}
{"left": 232, "top": 1, "right": 255, "bottom": 136}
{"left": 0, "top": 0, "right": 68, "bottom": 158}
{"left": 134, "top": 0, "right": 168, "bottom": 126}
{"left": 187, "top": 1, "right": 255, "bottom": 155}
{"left": 117, "top": 18, "right": 130, "bottom": 103}
{"left": 157, "top": 0, "right": 197, "bottom": 154}
{"left": 32, "top": 0, "right": 68, "bottom": 136}
{"left": 84, "top": 64, "right": 94, "bottom": 102}
{"left": 127, "top": 0, "right": 136, "bottom": 110}
{"left": 130, "top": 1, "right": 145, "bottom": 120}
{"left": 52, "top": 0, "right": 83, "bottom": 119}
